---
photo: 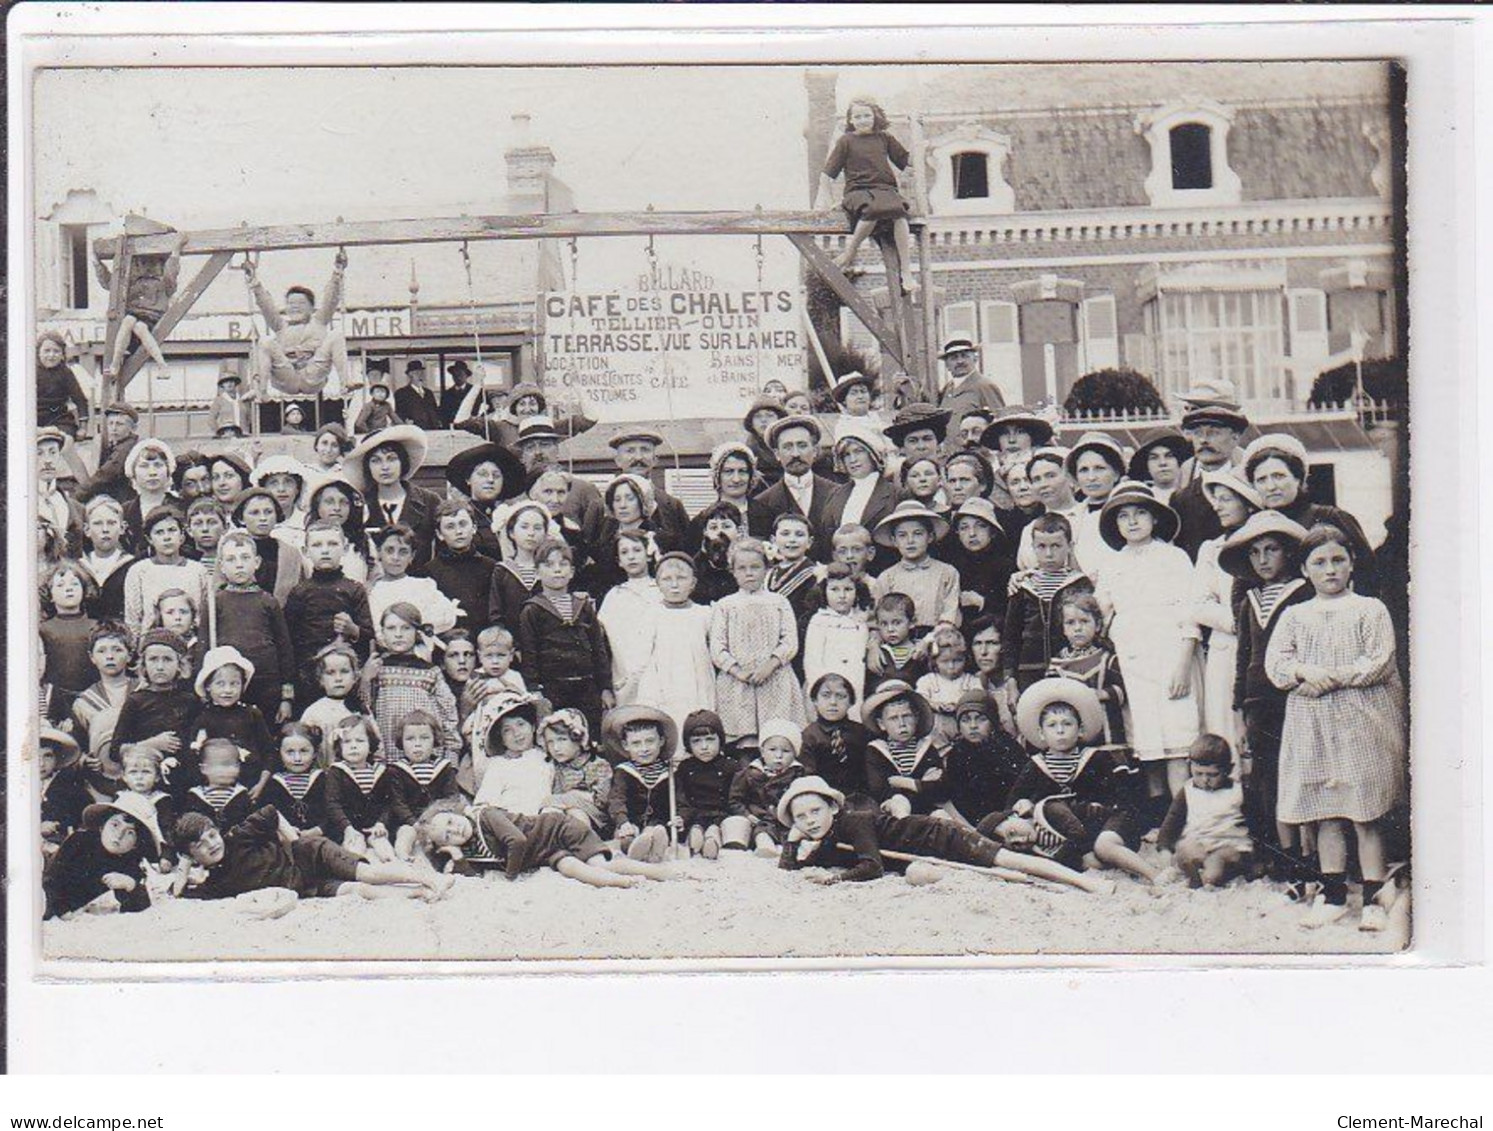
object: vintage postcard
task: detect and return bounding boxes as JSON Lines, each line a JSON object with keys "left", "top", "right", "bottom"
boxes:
{"left": 13, "top": 28, "right": 1446, "bottom": 975}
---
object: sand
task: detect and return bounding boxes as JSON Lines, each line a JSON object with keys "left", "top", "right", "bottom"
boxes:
{"left": 41, "top": 849, "right": 1406, "bottom": 965}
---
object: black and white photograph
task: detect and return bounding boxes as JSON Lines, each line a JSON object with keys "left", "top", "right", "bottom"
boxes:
{"left": 16, "top": 49, "right": 1425, "bottom": 966}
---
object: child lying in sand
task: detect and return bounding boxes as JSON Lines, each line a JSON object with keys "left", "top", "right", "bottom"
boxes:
{"left": 414, "top": 799, "right": 672, "bottom": 889}
{"left": 171, "top": 805, "right": 451, "bottom": 903}
{"left": 776, "top": 776, "right": 1102, "bottom": 892}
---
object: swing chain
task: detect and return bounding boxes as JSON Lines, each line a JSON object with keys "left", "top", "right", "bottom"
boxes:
{"left": 645, "top": 235, "right": 658, "bottom": 280}
{"left": 458, "top": 241, "right": 486, "bottom": 368}
{"left": 568, "top": 237, "right": 580, "bottom": 287}
{"left": 754, "top": 235, "right": 765, "bottom": 290}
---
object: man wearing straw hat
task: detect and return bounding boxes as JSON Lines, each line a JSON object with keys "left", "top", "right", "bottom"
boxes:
{"left": 608, "top": 424, "right": 690, "bottom": 550}
{"left": 935, "top": 336, "right": 1006, "bottom": 443}
{"left": 1172, "top": 378, "right": 1250, "bottom": 560}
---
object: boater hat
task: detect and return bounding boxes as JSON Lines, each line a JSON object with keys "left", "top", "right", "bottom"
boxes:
{"left": 1097, "top": 480, "right": 1180, "bottom": 550}
{"left": 862, "top": 680, "right": 936, "bottom": 740}
{"left": 1179, "top": 378, "right": 1249, "bottom": 432}
{"left": 194, "top": 645, "right": 257, "bottom": 700}
{"left": 1217, "top": 510, "right": 1311, "bottom": 580}
{"left": 830, "top": 370, "right": 877, "bottom": 404}
{"left": 873, "top": 499, "right": 951, "bottom": 548}
{"left": 344, "top": 424, "right": 430, "bottom": 493}
{"left": 937, "top": 336, "right": 980, "bottom": 360}
{"left": 601, "top": 704, "right": 679, "bottom": 763}
{"left": 445, "top": 441, "right": 525, "bottom": 501}
{"left": 775, "top": 775, "right": 846, "bottom": 827}
{"left": 764, "top": 414, "right": 824, "bottom": 449}
{"left": 514, "top": 415, "right": 563, "bottom": 446}
{"left": 39, "top": 726, "right": 81, "bottom": 767}
{"left": 1126, "top": 430, "right": 1195, "bottom": 482}
{"left": 883, "top": 402, "right": 951, "bottom": 446}
{"left": 1015, "top": 677, "right": 1105, "bottom": 749}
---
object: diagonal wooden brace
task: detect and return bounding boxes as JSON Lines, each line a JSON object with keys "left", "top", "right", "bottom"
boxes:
{"left": 113, "top": 251, "right": 234, "bottom": 396}
{"left": 786, "top": 232, "right": 908, "bottom": 371}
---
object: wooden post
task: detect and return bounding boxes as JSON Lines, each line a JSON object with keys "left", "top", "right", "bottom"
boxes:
{"left": 908, "top": 112, "right": 940, "bottom": 400}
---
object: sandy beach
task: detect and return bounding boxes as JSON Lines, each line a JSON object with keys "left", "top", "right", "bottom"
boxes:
{"left": 41, "top": 849, "right": 1406, "bottom": 965}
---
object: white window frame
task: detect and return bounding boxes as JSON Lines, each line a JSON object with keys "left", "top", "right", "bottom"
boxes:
{"left": 1079, "top": 294, "right": 1120, "bottom": 373}
{"left": 978, "top": 300, "right": 1023, "bottom": 404}
{"left": 1147, "top": 288, "right": 1286, "bottom": 401}
{"left": 1135, "top": 101, "right": 1243, "bottom": 209}
{"left": 925, "top": 128, "right": 1016, "bottom": 215}
{"left": 1286, "top": 287, "right": 1329, "bottom": 362}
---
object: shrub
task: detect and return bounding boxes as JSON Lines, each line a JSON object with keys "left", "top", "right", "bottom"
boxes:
{"left": 1308, "top": 357, "right": 1407, "bottom": 408}
{"left": 1063, "top": 368, "right": 1166, "bottom": 415}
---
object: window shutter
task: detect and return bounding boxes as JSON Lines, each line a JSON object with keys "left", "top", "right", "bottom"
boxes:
{"left": 35, "top": 220, "right": 64, "bottom": 314}
{"left": 978, "top": 300, "right": 1023, "bottom": 404}
{"left": 1286, "top": 288, "right": 1329, "bottom": 362}
{"left": 940, "top": 301, "right": 978, "bottom": 343}
{"left": 1081, "top": 294, "right": 1120, "bottom": 372}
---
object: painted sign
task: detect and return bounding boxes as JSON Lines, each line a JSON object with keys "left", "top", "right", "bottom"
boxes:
{"left": 540, "top": 275, "right": 806, "bottom": 422}
{"left": 40, "top": 308, "right": 413, "bottom": 347}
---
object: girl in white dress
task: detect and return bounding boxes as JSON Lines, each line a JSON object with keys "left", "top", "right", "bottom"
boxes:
{"left": 1093, "top": 482, "right": 1201, "bottom": 821}
{"left": 1191, "top": 469, "right": 1263, "bottom": 757}
{"left": 633, "top": 552, "right": 716, "bottom": 735}
{"left": 597, "top": 530, "right": 662, "bottom": 705}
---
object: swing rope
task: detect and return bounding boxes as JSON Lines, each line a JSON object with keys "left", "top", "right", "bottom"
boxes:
{"left": 458, "top": 241, "right": 486, "bottom": 369}
{"left": 645, "top": 235, "right": 682, "bottom": 479}
{"left": 239, "top": 250, "right": 262, "bottom": 436}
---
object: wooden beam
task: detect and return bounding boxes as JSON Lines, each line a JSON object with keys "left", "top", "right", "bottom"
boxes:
{"left": 95, "top": 210, "right": 882, "bottom": 260}
{"left": 785, "top": 233, "right": 907, "bottom": 370}
{"left": 114, "top": 251, "right": 234, "bottom": 393}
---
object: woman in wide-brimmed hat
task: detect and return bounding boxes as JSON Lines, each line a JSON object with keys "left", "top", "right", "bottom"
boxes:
{"left": 445, "top": 440, "right": 526, "bottom": 559}
{"left": 43, "top": 794, "right": 160, "bottom": 919}
{"left": 345, "top": 424, "right": 441, "bottom": 566}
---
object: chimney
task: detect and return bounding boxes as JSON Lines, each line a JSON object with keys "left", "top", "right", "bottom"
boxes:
{"left": 803, "top": 69, "right": 839, "bottom": 203}
{"left": 504, "top": 112, "right": 556, "bottom": 211}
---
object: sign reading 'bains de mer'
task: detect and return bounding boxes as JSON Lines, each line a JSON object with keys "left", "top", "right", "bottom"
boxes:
{"left": 541, "top": 282, "right": 807, "bottom": 423}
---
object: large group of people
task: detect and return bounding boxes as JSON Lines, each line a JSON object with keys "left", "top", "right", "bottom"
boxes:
{"left": 35, "top": 324, "right": 1409, "bottom": 933}
{"left": 34, "top": 94, "right": 1407, "bottom": 933}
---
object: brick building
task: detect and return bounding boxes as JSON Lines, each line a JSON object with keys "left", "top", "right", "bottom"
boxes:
{"left": 810, "top": 62, "right": 1400, "bottom": 414}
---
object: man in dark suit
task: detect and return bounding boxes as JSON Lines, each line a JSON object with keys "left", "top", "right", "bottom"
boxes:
{"left": 747, "top": 416, "right": 847, "bottom": 563}
{"left": 438, "top": 360, "right": 476, "bottom": 429}
{"left": 74, "top": 403, "right": 141, "bottom": 505}
{"left": 607, "top": 425, "right": 691, "bottom": 550}
{"left": 393, "top": 360, "right": 443, "bottom": 431}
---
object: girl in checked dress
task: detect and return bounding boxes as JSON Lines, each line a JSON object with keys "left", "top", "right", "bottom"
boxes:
{"left": 1266, "top": 525, "right": 1406, "bottom": 933}
{"left": 709, "top": 538, "right": 807, "bottom": 743}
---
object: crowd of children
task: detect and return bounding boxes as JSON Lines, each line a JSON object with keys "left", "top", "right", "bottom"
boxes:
{"left": 34, "top": 104, "right": 1408, "bottom": 932}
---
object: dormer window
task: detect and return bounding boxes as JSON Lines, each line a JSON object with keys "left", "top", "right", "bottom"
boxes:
{"left": 926, "top": 126, "right": 1015, "bottom": 215}
{"left": 951, "top": 152, "right": 990, "bottom": 200}
{"left": 1169, "top": 123, "right": 1213, "bottom": 191}
{"left": 1136, "top": 100, "right": 1242, "bottom": 208}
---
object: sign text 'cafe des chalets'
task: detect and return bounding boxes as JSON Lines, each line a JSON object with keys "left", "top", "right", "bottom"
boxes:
{"left": 542, "top": 265, "right": 807, "bottom": 423}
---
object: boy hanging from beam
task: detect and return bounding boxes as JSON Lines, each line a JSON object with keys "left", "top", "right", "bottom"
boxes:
{"left": 242, "top": 249, "right": 351, "bottom": 399}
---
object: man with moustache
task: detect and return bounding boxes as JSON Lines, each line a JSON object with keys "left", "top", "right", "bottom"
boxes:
{"left": 607, "top": 426, "right": 691, "bottom": 549}
{"left": 514, "top": 415, "right": 607, "bottom": 553}
{"left": 935, "top": 337, "right": 1006, "bottom": 442}
{"left": 747, "top": 415, "right": 848, "bottom": 563}
{"left": 1169, "top": 379, "right": 1251, "bottom": 560}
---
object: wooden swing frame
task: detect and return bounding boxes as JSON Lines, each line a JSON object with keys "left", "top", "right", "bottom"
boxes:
{"left": 93, "top": 209, "right": 936, "bottom": 407}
